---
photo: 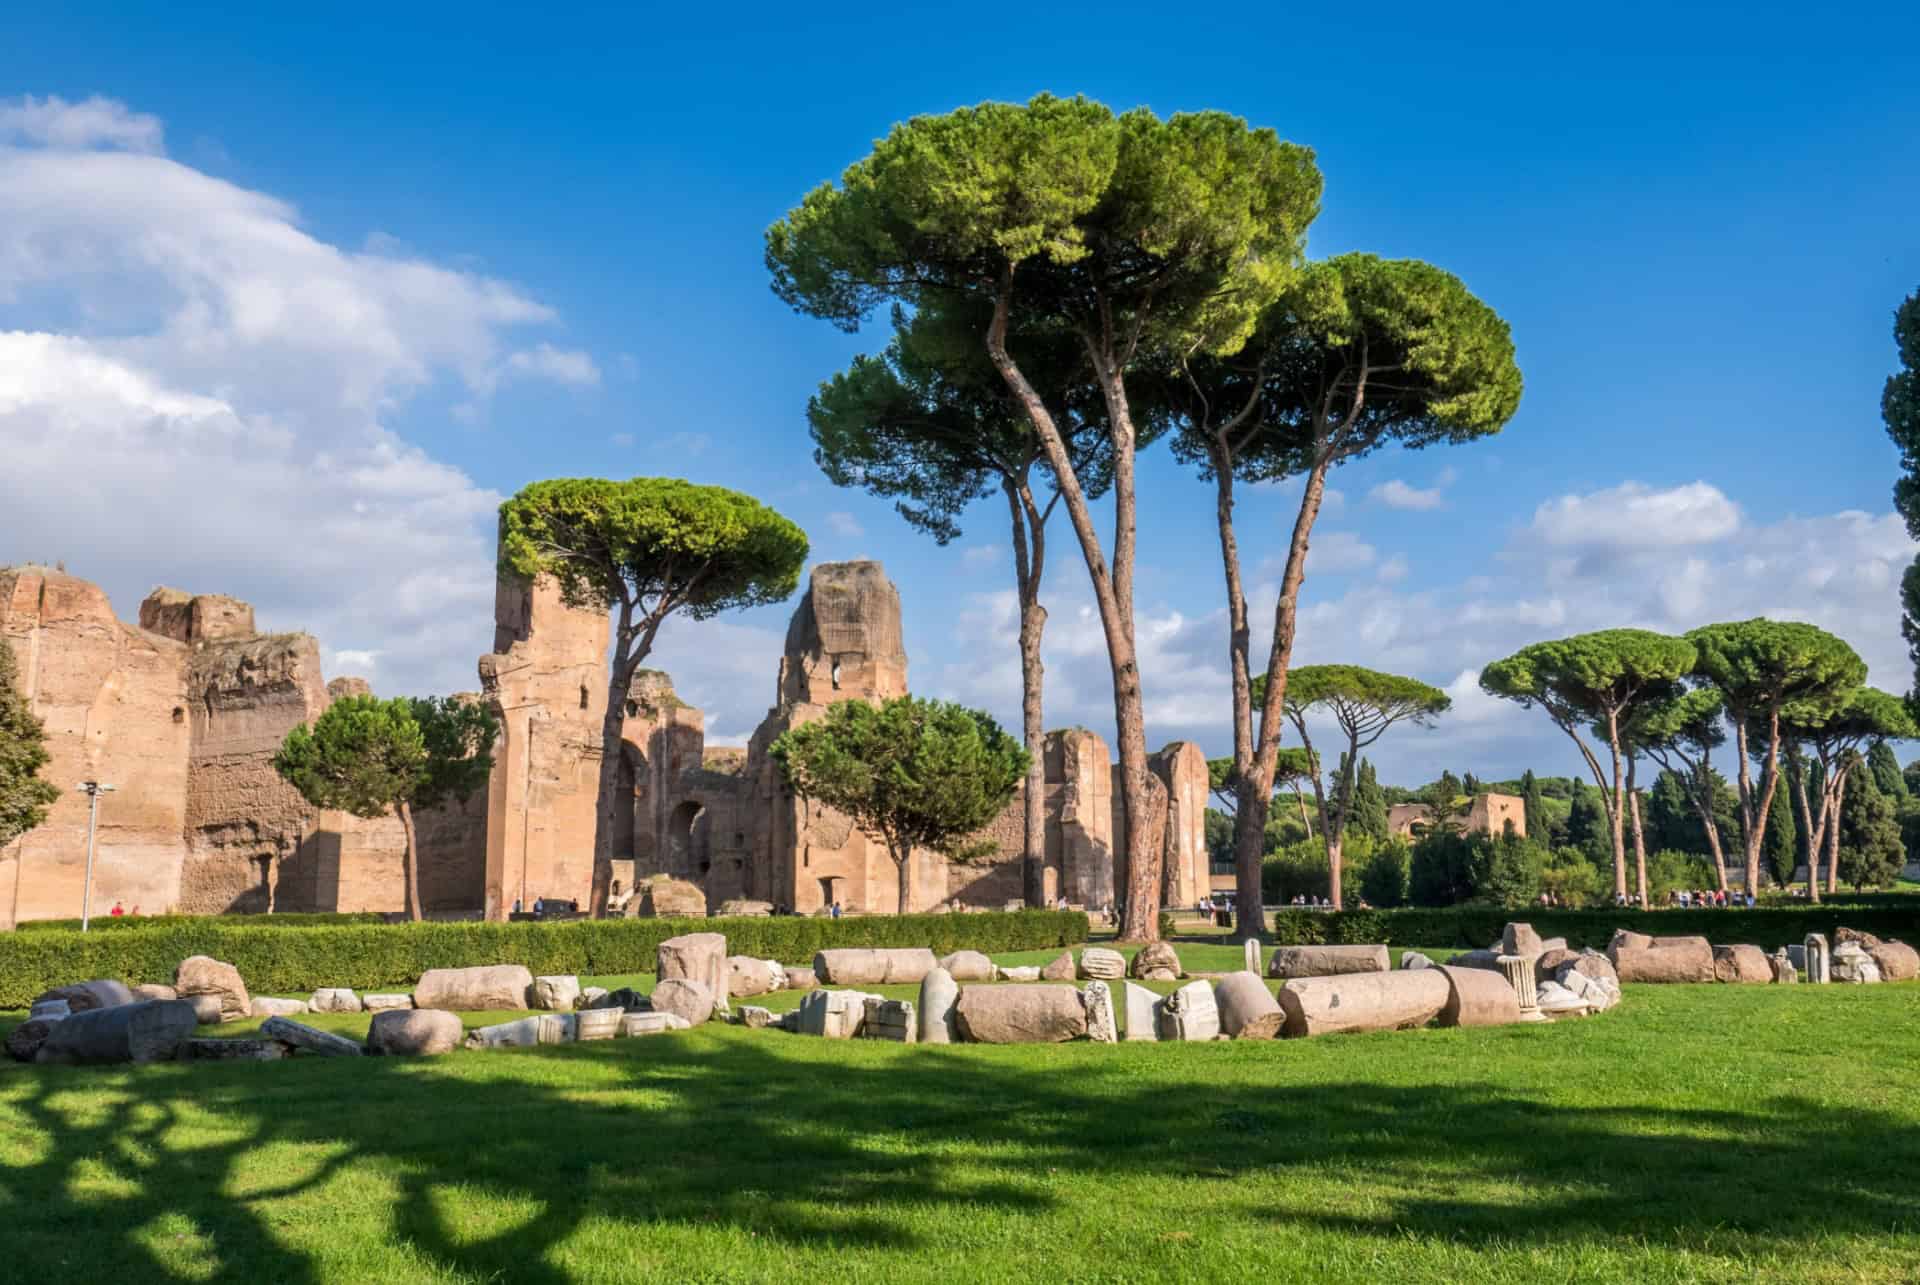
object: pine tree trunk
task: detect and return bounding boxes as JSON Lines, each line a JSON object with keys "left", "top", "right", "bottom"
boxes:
{"left": 398, "top": 800, "right": 423, "bottom": 923}
{"left": 593, "top": 665, "right": 628, "bottom": 917}
{"left": 1606, "top": 712, "right": 1628, "bottom": 899}
{"left": 1628, "top": 767, "right": 1649, "bottom": 907}
{"left": 1006, "top": 481, "right": 1049, "bottom": 909}
{"left": 896, "top": 845, "right": 913, "bottom": 916}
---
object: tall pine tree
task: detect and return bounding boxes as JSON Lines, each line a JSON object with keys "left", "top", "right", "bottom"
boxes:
{"left": 1869, "top": 740, "right": 1908, "bottom": 800}
{"left": 1, "top": 638, "right": 59, "bottom": 848}
{"left": 1520, "top": 769, "right": 1548, "bottom": 841}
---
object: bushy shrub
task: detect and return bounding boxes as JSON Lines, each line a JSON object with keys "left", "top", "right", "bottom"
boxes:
{"left": 0, "top": 909, "right": 1089, "bottom": 1008}
{"left": 1646, "top": 849, "right": 1715, "bottom": 900}
{"left": 1540, "top": 847, "right": 1605, "bottom": 907}
{"left": 15, "top": 911, "right": 390, "bottom": 933}
{"left": 1358, "top": 841, "right": 1411, "bottom": 908}
{"left": 1264, "top": 905, "right": 1919, "bottom": 952}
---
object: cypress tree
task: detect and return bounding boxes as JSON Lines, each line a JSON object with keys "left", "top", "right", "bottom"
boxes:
{"left": 0, "top": 639, "right": 60, "bottom": 848}
{"left": 1839, "top": 762, "right": 1906, "bottom": 889}
{"left": 1869, "top": 740, "right": 1907, "bottom": 800}
{"left": 1351, "top": 758, "right": 1391, "bottom": 841}
{"left": 1520, "top": 769, "right": 1548, "bottom": 841}
{"left": 1760, "top": 777, "right": 1798, "bottom": 887}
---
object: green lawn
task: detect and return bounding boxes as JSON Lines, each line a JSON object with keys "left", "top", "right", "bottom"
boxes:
{"left": 2, "top": 955, "right": 1917, "bottom": 1282}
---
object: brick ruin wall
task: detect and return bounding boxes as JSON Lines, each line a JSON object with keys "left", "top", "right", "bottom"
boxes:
{"left": 1, "top": 558, "right": 1208, "bottom": 923}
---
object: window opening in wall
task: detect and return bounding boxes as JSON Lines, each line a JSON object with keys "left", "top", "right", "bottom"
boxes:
{"left": 830, "top": 659, "right": 841, "bottom": 690}
{"left": 579, "top": 685, "right": 589, "bottom": 710}
{"left": 172, "top": 707, "right": 185, "bottom": 723}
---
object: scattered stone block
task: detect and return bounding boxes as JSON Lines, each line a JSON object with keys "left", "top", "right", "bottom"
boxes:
{"left": 782, "top": 967, "right": 819, "bottom": 992}
{"left": 636, "top": 876, "right": 708, "bottom": 918}
{"left": 1535, "top": 980, "right": 1591, "bottom": 1019}
{"left": 414, "top": 965, "right": 535, "bottom": 1012}
{"left": 362, "top": 993, "right": 413, "bottom": 1012}
{"left": 1444, "top": 949, "right": 1503, "bottom": 972}
{"left": 1436, "top": 964, "right": 1521, "bottom": 1027}
{"left": 737, "top": 1006, "right": 775, "bottom": 1030}
{"left": 534, "top": 1014, "right": 577, "bottom": 1043}
{"left": 659, "top": 933, "right": 729, "bottom": 1015}
{"left": 1558, "top": 967, "right": 1621, "bottom": 1012}
{"left": 726, "top": 956, "right": 777, "bottom": 997}
{"left": 1770, "top": 950, "right": 1799, "bottom": 984}
{"left": 1078, "top": 947, "right": 1126, "bottom": 980}
{"left": 1243, "top": 938, "right": 1262, "bottom": 975}
{"left": 466, "top": 1017, "right": 543, "bottom": 1049}
{"left": 1129, "top": 942, "right": 1182, "bottom": 981}
{"left": 1867, "top": 941, "right": 1919, "bottom": 982}
{"left": 35, "top": 979, "right": 136, "bottom": 1013}
{"left": 1213, "top": 972, "right": 1282, "bottom": 1040}
{"left": 250, "top": 997, "right": 308, "bottom": 1019}
{"left": 183, "top": 1038, "right": 287, "bottom": 1061}
{"left": 366, "top": 1009, "right": 463, "bottom": 1056}
{"left": 1608, "top": 929, "right": 1654, "bottom": 954}
{"left": 620, "top": 1012, "right": 691, "bottom": 1037}
{"left": 130, "top": 983, "right": 177, "bottom": 1003}
{"left": 598, "top": 986, "right": 646, "bottom": 1011}
{"left": 938, "top": 950, "right": 996, "bottom": 981}
{"left": 7, "top": 1018, "right": 63, "bottom": 1063}
{"left": 1537, "top": 936, "right": 1569, "bottom": 954}
{"left": 717, "top": 898, "right": 774, "bottom": 917}
{"left": 576, "top": 1008, "right": 625, "bottom": 1040}
{"left": 649, "top": 978, "right": 716, "bottom": 1027}
{"left": 862, "top": 997, "right": 917, "bottom": 1042}
{"left": 1083, "top": 981, "right": 1118, "bottom": 1043}
{"left": 1278, "top": 971, "right": 1450, "bottom": 1038}
{"left": 175, "top": 956, "right": 251, "bottom": 1023}
{"left": 797, "top": 988, "right": 880, "bottom": 1039}
{"left": 1832, "top": 942, "right": 1883, "bottom": 984}
{"left": 1158, "top": 980, "right": 1221, "bottom": 1041}
{"left": 185, "top": 993, "right": 226, "bottom": 1025}
{"left": 1400, "top": 951, "right": 1433, "bottom": 971}
{"left": 1041, "top": 952, "right": 1078, "bottom": 981}
{"left": 918, "top": 967, "right": 958, "bottom": 1044}
{"left": 1501, "top": 923, "right": 1543, "bottom": 956}
{"left": 1267, "top": 945, "right": 1389, "bottom": 979}
{"left": 581, "top": 986, "right": 610, "bottom": 1008}
{"left": 531, "top": 975, "right": 582, "bottom": 1011}
{"left": 1804, "top": 934, "right": 1830, "bottom": 984}
{"left": 1713, "top": 944, "right": 1772, "bottom": 984}
{"left": 813, "top": 947, "right": 938, "bottom": 985}
{"left": 996, "top": 965, "right": 1041, "bottom": 982}
{"left": 260, "top": 1016, "right": 364, "bottom": 1057}
{"left": 1787, "top": 943, "right": 1808, "bottom": 970}
{"left": 1122, "top": 982, "right": 1161, "bottom": 1042}
{"left": 29, "top": 998, "right": 71, "bottom": 1021}
{"left": 1534, "top": 947, "right": 1578, "bottom": 980}
{"left": 310, "top": 988, "right": 363, "bottom": 1014}
{"left": 954, "top": 984, "right": 1087, "bottom": 1043}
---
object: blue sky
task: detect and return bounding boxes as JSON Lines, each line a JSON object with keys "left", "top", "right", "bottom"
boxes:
{"left": 3, "top": 3, "right": 1917, "bottom": 787}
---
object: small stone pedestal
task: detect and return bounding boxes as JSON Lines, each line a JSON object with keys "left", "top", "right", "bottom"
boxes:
{"left": 1497, "top": 955, "right": 1549, "bottom": 1023}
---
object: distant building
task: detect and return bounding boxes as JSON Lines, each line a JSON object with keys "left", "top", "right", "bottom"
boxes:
{"left": 1388, "top": 792, "right": 1526, "bottom": 841}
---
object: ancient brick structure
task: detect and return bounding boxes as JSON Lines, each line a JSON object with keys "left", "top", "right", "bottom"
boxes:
{"left": 0, "top": 567, "right": 482, "bottom": 926}
{"left": 1388, "top": 792, "right": 1527, "bottom": 841}
{"left": 1, "top": 558, "right": 1207, "bottom": 924}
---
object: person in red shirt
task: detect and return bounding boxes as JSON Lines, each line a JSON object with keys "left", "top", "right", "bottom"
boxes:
{"left": 109, "top": 901, "right": 124, "bottom": 917}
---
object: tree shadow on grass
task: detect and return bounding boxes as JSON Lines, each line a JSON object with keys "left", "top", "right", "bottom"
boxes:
{"left": 3, "top": 1030, "right": 1920, "bottom": 1279}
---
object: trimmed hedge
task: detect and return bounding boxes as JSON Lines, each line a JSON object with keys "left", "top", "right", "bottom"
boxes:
{"left": 1265, "top": 905, "right": 1920, "bottom": 954}
{"left": 16, "top": 912, "right": 389, "bottom": 933}
{"left": 0, "top": 910, "right": 1089, "bottom": 1008}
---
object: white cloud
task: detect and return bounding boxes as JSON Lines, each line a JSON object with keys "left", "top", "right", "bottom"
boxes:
{"left": 962, "top": 545, "right": 1002, "bottom": 571}
{"left": 0, "top": 94, "right": 163, "bottom": 153}
{"left": 1376, "top": 554, "right": 1409, "bottom": 583}
{"left": 0, "top": 99, "right": 588, "bottom": 697}
{"left": 825, "top": 511, "right": 864, "bottom": 538}
{"left": 1530, "top": 480, "right": 1741, "bottom": 552}
{"left": 663, "top": 430, "right": 710, "bottom": 456}
{"left": 503, "top": 342, "right": 600, "bottom": 387}
{"left": 1369, "top": 478, "right": 1445, "bottom": 511}
{"left": 1304, "top": 530, "right": 1376, "bottom": 574}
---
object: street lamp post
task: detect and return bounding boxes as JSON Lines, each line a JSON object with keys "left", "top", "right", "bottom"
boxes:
{"left": 76, "top": 781, "right": 115, "bottom": 932}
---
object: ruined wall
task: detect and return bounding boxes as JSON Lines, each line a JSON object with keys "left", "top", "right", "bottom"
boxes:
{"left": 480, "top": 573, "right": 608, "bottom": 917}
{"left": 1048, "top": 729, "right": 1115, "bottom": 908}
{"left": 1151, "top": 740, "right": 1210, "bottom": 911}
{"left": 1389, "top": 793, "right": 1527, "bottom": 841}
{"left": 0, "top": 569, "right": 191, "bottom": 926}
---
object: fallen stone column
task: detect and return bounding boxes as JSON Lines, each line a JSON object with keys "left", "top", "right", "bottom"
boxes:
{"left": 1868, "top": 941, "right": 1919, "bottom": 982}
{"left": 938, "top": 950, "right": 996, "bottom": 981}
{"left": 260, "top": 1016, "right": 365, "bottom": 1057}
{"left": 1083, "top": 981, "right": 1118, "bottom": 1043}
{"left": 1078, "top": 947, "right": 1126, "bottom": 980}
{"left": 814, "top": 948, "right": 939, "bottom": 985}
{"left": 1277, "top": 971, "right": 1450, "bottom": 1038}
{"left": 175, "top": 956, "right": 251, "bottom": 1023}
{"left": 1157, "top": 980, "right": 1221, "bottom": 1041}
{"left": 1267, "top": 945, "right": 1389, "bottom": 979}
{"left": 531, "top": 976, "right": 582, "bottom": 1011}
{"left": 648, "top": 979, "right": 716, "bottom": 1027}
{"left": 366, "top": 1009, "right": 464, "bottom": 1055}
{"left": 1611, "top": 940, "right": 1714, "bottom": 983}
{"left": 1122, "top": 982, "right": 1161, "bottom": 1042}
{"left": 953, "top": 984, "right": 1087, "bottom": 1043}
{"left": 1213, "top": 972, "right": 1282, "bottom": 1039}
{"left": 1712, "top": 945, "right": 1772, "bottom": 983}
{"left": 659, "top": 933, "right": 730, "bottom": 1016}
{"left": 797, "top": 988, "right": 881, "bottom": 1038}
{"left": 918, "top": 968, "right": 958, "bottom": 1044}
{"left": 414, "top": 965, "right": 535, "bottom": 1011}
{"left": 1436, "top": 965, "right": 1521, "bottom": 1027}
{"left": 182, "top": 1038, "right": 287, "bottom": 1061}
{"left": 36, "top": 999, "right": 198, "bottom": 1064}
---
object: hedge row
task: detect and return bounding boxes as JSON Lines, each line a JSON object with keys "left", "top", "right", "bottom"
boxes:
{"left": 1263, "top": 905, "right": 1920, "bottom": 953}
{"left": 0, "top": 910, "right": 1089, "bottom": 1009}
{"left": 15, "top": 912, "right": 389, "bottom": 933}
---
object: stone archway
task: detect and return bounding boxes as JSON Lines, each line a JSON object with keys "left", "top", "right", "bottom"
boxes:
{"left": 668, "top": 799, "right": 708, "bottom": 879}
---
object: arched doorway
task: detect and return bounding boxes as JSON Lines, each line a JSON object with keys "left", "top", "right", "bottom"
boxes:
{"left": 668, "top": 800, "right": 708, "bottom": 878}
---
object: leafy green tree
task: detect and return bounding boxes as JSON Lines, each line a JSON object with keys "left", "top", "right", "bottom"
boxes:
{"left": 274, "top": 695, "right": 499, "bottom": 921}
{"left": 1407, "top": 829, "right": 1480, "bottom": 906}
{"left": 1772, "top": 686, "right": 1910, "bottom": 900}
{"left": 1357, "top": 840, "right": 1411, "bottom": 908}
{"left": 770, "top": 696, "right": 1029, "bottom": 913}
{"left": 1869, "top": 740, "right": 1907, "bottom": 801}
{"left": 1520, "top": 769, "right": 1548, "bottom": 840}
{"left": 1838, "top": 762, "right": 1907, "bottom": 890}
{"left": 1481, "top": 630, "right": 1697, "bottom": 899}
{"left": 1565, "top": 781, "right": 1612, "bottom": 867}
{"left": 1689, "top": 619, "right": 1865, "bottom": 896}
{"left": 1274, "top": 666, "right": 1448, "bottom": 909}
{"left": 1540, "top": 846, "right": 1605, "bottom": 907}
{"left": 1208, "top": 748, "right": 1318, "bottom": 837}
{"left": 497, "top": 477, "right": 808, "bottom": 911}
{"left": 0, "top": 639, "right": 59, "bottom": 849}
{"left": 769, "top": 94, "right": 1320, "bottom": 942}
{"left": 1632, "top": 686, "right": 1731, "bottom": 888}
{"left": 1351, "top": 758, "right": 1391, "bottom": 842}
{"left": 1882, "top": 287, "right": 1920, "bottom": 696}
{"left": 1174, "top": 255, "right": 1520, "bottom": 938}
{"left": 808, "top": 298, "right": 1113, "bottom": 905}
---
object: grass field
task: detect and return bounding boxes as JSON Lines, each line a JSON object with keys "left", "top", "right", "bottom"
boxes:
{"left": 2, "top": 945, "right": 1917, "bottom": 1282}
